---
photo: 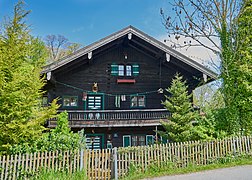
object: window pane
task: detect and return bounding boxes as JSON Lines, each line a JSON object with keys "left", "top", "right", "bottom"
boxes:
{"left": 138, "top": 96, "right": 145, "bottom": 107}
{"left": 139, "top": 136, "right": 145, "bottom": 146}
{"left": 126, "top": 65, "right": 132, "bottom": 76}
{"left": 118, "top": 65, "right": 124, "bottom": 76}
{"left": 42, "top": 96, "right": 48, "bottom": 106}
{"left": 63, "top": 96, "right": 78, "bottom": 106}
{"left": 131, "top": 96, "right": 138, "bottom": 107}
{"left": 132, "top": 136, "right": 138, "bottom": 146}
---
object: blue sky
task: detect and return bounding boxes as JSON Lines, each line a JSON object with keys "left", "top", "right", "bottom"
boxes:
{"left": 0, "top": 0, "right": 219, "bottom": 67}
{"left": 0, "top": 0, "right": 170, "bottom": 46}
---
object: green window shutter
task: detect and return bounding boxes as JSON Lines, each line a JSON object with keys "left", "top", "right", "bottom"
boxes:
{"left": 146, "top": 135, "right": 154, "bottom": 145}
{"left": 111, "top": 64, "right": 118, "bottom": 76}
{"left": 123, "top": 135, "right": 131, "bottom": 147}
{"left": 132, "top": 64, "right": 139, "bottom": 76}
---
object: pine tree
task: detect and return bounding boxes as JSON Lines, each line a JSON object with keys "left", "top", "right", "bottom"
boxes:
{"left": 0, "top": 1, "right": 58, "bottom": 153}
{"left": 159, "top": 74, "right": 197, "bottom": 142}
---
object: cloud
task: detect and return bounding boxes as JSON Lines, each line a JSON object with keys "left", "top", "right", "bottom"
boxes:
{"left": 157, "top": 33, "right": 221, "bottom": 73}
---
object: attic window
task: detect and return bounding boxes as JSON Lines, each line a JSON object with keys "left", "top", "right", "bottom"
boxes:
{"left": 111, "top": 64, "right": 139, "bottom": 77}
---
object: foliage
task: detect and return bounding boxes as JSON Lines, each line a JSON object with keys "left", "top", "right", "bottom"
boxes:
{"left": 160, "top": 0, "right": 252, "bottom": 135}
{"left": 233, "top": 0, "right": 252, "bottom": 134}
{"left": 159, "top": 74, "right": 213, "bottom": 142}
{"left": 0, "top": 1, "right": 59, "bottom": 154}
{"left": 9, "top": 111, "right": 86, "bottom": 154}
{"left": 27, "top": 169, "right": 87, "bottom": 180}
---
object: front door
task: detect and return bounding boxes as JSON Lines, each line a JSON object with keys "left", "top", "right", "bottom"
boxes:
{"left": 86, "top": 94, "right": 104, "bottom": 110}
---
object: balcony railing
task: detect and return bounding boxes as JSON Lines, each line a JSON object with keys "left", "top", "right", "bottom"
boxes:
{"left": 48, "top": 109, "right": 170, "bottom": 127}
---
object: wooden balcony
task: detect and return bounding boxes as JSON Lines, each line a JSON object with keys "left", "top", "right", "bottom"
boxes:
{"left": 47, "top": 109, "right": 170, "bottom": 128}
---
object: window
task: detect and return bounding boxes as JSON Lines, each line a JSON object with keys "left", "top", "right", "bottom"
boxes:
{"left": 130, "top": 95, "right": 145, "bottom": 108}
{"left": 63, "top": 96, "right": 78, "bottom": 107}
{"left": 41, "top": 96, "right": 48, "bottom": 106}
{"left": 111, "top": 64, "right": 139, "bottom": 76}
{"left": 132, "top": 135, "right": 145, "bottom": 146}
{"left": 126, "top": 65, "right": 132, "bottom": 76}
{"left": 118, "top": 65, "right": 124, "bottom": 76}
{"left": 123, "top": 135, "right": 153, "bottom": 147}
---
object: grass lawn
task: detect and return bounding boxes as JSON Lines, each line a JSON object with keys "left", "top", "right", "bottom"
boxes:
{"left": 120, "top": 155, "right": 252, "bottom": 180}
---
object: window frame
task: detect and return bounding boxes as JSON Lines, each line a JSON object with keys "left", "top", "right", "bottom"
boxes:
{"left": 118, "top": 65, "right": 125, "bottom": 76}
{"left": 126, "top": 65, "right": 132, "bottom": 76}
{"left": 62, "top": 96, "right": 78, "bottom": 107}
{"left": 130, "top": 95, "right": 146, "bottom": 108}
{"left": 41, "top": 96, "right": 48, "bottom": 106}
{"left": 131, "top": 135, "right": 145, "bottom": 146}
{"left": 111, "top": 64, "right": 138, "bottom": 77}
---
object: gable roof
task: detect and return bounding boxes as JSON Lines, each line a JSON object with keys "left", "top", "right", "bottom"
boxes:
{"left": 42, "top": 25, "right": 218, "bottom": 79}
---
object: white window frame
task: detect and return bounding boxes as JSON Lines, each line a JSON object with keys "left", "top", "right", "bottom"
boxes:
{"left": 126, "top": 65, "right": 132, "bottom": 76}
{"left": 118, "top": 65, "right": 124, "bottom": 76}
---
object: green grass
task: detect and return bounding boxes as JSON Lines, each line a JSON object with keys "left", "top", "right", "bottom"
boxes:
{"left": 120, "top": 155, "right": 252, "bottom": 180}
{"left": 29, "top": 169, "right": 88, "bottom": 180}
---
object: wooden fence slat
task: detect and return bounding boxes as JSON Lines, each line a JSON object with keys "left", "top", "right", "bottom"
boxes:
{"left": 4, "top": 155, "right": 9, "bottom": 180}
{"left": 12, "top": 154, "right": 17, "bottom": 180}
{"left": 8, "top": 155, "right": 13, "bottom": 180}
{"left": 0, "top": 156, "right": 4, "bottom": 180}
{"left": 29, "top": 153, "right": 32, "bottom": 173}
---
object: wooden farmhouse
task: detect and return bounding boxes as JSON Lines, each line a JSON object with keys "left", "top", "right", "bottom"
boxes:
{"left": 42, "top": 26, "right": 217, "bottom": 149}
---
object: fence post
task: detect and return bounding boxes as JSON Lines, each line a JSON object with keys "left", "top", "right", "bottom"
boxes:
{"left": 80, "top": 149, "right": 84, "bottom": 171}
{"left": 111, "top": 147, "right": 118, "bottom": 180}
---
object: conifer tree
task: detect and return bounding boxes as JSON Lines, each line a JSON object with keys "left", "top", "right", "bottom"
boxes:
{"left": 0, "top": 1, "right": 58, "bottom": 152}
{"left": 159, "top": 74, "right": 197, "bottom": 142}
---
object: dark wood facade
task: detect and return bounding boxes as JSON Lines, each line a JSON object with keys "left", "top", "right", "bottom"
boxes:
{"left": 43, "top": 26, "right": 217, "bottom": 149}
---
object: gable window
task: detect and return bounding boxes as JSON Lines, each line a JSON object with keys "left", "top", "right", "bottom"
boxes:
{"left": 118, "top": 65, "right": 124, "bottom": 76}
{"left": 126, "top": 65, "right": 132, "bottom": 76}
{"left": 130, "top": 95, "right": 145, "bottom": 108}
{"left": 63, "top": 96, "right": 78, "bottom": 107}
{"left": 111, "top": 64, "right": 139, "bottom": 77}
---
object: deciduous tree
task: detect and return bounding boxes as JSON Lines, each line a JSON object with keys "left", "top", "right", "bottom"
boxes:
{"left": 161, "top": 0, "right": 251, "bottom": 135}
{"left": 45, "top": 35, "right": 82, "bottom": 62}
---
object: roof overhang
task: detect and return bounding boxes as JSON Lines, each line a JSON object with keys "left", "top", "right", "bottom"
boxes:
{"left": 42, "top": 26, "right": 218, "bottom": 80}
